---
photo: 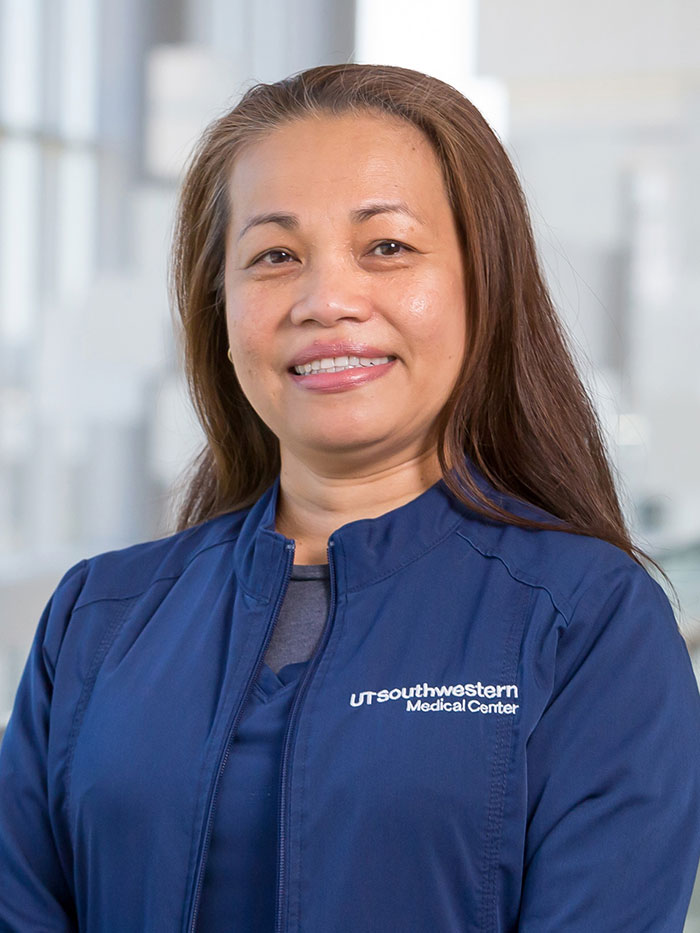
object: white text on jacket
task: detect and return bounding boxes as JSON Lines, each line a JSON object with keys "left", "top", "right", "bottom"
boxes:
{"left": 349, "top": 680, "right": 520, "bottom": 714}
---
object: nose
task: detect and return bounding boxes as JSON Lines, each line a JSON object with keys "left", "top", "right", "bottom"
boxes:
{"left": 288, "top": 256, "right": 372, "bottom": 327}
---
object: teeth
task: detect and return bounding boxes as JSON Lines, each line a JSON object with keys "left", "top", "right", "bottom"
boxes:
{"left": 292, "top": 355, "right": 392, "bottom": 375}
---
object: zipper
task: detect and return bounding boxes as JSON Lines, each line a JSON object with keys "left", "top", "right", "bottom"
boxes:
{"left": 187, "top": 540, "right": 296, "bottom": 933}
{"left": 275, "top": 536, "right": 337, "bottom": 933}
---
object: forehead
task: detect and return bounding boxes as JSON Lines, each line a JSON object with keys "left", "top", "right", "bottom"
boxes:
{"left": 226, "top": 112, "right": 449, "bottom": 231}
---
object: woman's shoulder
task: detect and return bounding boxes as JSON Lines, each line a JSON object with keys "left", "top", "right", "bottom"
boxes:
{"left": 455, "top": 490, "right": 664, "bottom": 628}
{"left": 65, "top": 507, "right": 251, "bottom": 611}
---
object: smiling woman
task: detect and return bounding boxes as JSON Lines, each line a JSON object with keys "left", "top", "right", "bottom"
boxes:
{"left": 169, "top": 66, "right": 661, "bottom": 574}
{"left": 221, "top": 110, "right": 468, "bottom": 560}
{"left": 1, "top": 63, "right": 699, "bottom": 933}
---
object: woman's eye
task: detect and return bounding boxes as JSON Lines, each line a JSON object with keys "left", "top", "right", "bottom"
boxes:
{"left": 252, "top": 241, "right": 410, "bottom": 267}
{"left": 253, "top": 249, "right": 296, "bottom": 266}
{"left": 371, "top": 240, "right": 410, "bottom": 258}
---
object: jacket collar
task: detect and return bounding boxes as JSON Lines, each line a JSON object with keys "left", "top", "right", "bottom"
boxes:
{"left": 232, "top": 454, "right": 501, "bottom": 601}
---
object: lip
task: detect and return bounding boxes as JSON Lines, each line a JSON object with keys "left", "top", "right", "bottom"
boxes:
{"left": 288, "top": 357, "right": 397, "bottom": 393}
{"left": 286, "top": 341, "right": 396, "bottom": 370}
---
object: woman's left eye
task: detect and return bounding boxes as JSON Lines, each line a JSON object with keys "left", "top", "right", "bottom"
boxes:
{"left": 371, "top": 240, "right": 410, "bottom": 258}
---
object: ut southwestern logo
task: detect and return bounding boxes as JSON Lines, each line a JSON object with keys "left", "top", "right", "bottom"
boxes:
{"left": 349, "top": 680, "right": 520, "bottom": 715}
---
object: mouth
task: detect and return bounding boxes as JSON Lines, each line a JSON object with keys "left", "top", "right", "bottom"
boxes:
{"left": 287, "top": 355, "right": 398, "bottom": 393}
{"left": 287, "top": 354, "right": 397, "bottom": 376}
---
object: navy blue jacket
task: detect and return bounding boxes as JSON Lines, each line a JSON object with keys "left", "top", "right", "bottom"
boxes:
{"left": 2, "top": 467, "right": 700, "bottom": 931}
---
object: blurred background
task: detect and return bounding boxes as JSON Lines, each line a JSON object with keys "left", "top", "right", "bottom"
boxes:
{"left": 1, "top": 0, "right": 699, "bottom": 922}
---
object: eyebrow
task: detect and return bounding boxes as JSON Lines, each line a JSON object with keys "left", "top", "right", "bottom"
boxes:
{"left": 236, "top": 200, "right": 425, "bottom": 242}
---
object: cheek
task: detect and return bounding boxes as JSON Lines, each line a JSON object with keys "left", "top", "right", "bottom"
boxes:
{"left": 402, "top": 283, "right": 466, "bottom": 365}
{"left": 226, "top": 303, "right": 272, "bottom": 366}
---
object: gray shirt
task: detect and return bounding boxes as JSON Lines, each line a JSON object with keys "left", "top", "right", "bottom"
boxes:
{"left": 262, "top": 562, "right": 330, "bottom": 675}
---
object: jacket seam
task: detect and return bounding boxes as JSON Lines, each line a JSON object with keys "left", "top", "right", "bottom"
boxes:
{"left": 345, "top": 516, "right": 465, "bottom": 593}
{"left": 478, "top": 585, "right": 533, "bottom": 929}
{"left": 45, "top": 560, "right": 91, "bottom": 677}
{"left": 181, "top": 589, "right": 276, "bottom": 932}
{"left": 63, "top": 599, "right": 134, "bottom": 825}
{"left": 73, "top": 537, "right": 267, "bottom": 611}
{"left": 456, "top": 530, "right": 574, "bottom": 625}
{"left": 297, "top": 591, "right": 348, "bottom": 932}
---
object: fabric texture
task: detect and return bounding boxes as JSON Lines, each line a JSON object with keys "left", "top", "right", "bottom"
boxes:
{"left": 197, "top": 658, "right": 308, "bottom": 931}
{"left": 1, "top": 457, "right": 700, "bottom": 932}
{"left": 262, "top": 562, "right": 330, "bottom": 675}
{"left": 198, "top": 563, "right": 329, "bottom": 929}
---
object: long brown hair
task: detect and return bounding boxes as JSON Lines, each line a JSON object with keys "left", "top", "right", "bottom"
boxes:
{"left": 167, "top": 62, "right": 674, "bottom": 594}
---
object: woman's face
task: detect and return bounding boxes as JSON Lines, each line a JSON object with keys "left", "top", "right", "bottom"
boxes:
{"left": 223, "top": 111, "right": 467, "bottom": 473}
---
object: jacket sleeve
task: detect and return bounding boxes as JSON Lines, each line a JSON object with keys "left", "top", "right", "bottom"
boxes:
{"left": 518, "top": 563, "right": 700, "bottom": 931}
{"left": 0, "top": 559, "right": 88, "bottom": 933}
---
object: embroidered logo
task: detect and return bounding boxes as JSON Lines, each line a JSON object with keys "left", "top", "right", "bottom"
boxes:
{"left": 349, "top": 680, "right": 519, "bottom": 714}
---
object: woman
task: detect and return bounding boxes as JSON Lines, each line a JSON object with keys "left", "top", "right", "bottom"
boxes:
{"left": 1, "top": 63, "right": 699, "bottom": 932}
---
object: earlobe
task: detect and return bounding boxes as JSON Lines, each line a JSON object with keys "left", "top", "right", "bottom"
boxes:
{"left": 227, "top": 348, "right": 233, "bottom": 364}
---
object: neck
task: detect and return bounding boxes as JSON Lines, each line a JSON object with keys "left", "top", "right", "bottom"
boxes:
{"left": 274, "top": 450, "right": 444, "bottom": 564}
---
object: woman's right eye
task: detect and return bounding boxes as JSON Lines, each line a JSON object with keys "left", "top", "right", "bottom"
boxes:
{"left": 253, "top": 249, "right": 296, "bottom": 266}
